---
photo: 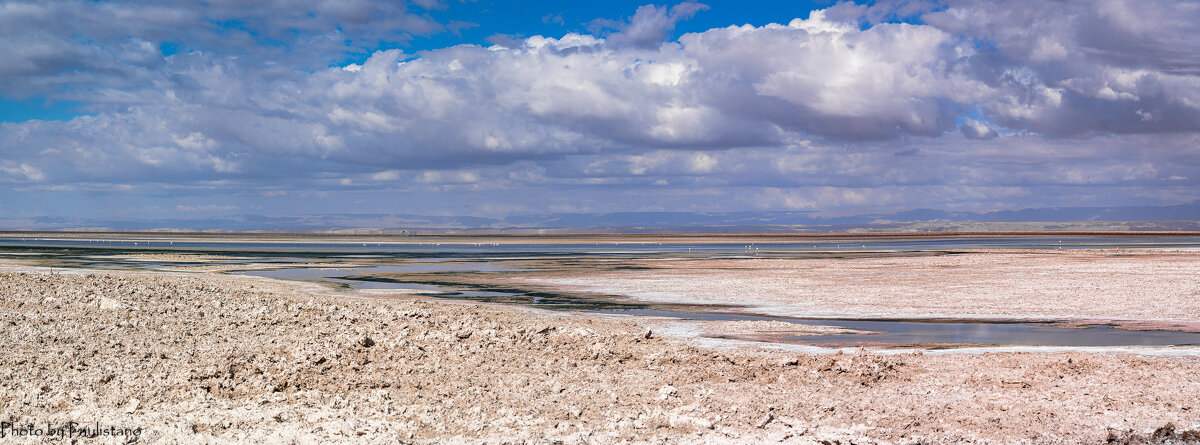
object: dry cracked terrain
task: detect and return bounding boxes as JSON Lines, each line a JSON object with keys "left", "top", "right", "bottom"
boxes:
{"left": 0, "top": 263, "right": 1199, "bottom": 443}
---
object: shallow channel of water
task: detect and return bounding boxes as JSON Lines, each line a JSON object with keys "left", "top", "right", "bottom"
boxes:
{"left": 5, "top": 236, "right": 1200, "bottom": 348}
{"left": 598, "top": 309, "right": 1200, "bottom": 347}
{"left": 241, "top": 264, "right": 1200, "bottom": 348}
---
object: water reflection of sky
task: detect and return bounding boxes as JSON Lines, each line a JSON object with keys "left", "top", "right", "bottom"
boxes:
{"left": 602, "top": 310, "right": 1200, "bottom": 348}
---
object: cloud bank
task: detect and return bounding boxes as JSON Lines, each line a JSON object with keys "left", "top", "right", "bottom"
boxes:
{"left": 1, "top": 0, "right": 1199, "bottom": 219}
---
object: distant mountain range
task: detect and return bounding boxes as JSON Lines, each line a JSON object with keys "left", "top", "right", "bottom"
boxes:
{"left": 2, "top": 201, "right": 1199, "bottom": 233}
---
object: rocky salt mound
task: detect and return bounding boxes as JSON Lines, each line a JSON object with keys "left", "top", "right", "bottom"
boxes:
{"left": 1, "top": 268, "right": 1199, "bottom": 443}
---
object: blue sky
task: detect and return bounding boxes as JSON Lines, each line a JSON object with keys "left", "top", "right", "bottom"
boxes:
{"left": 1, "top": 0, "right": 1199, "bottom": 225}
{"left": 395, "top": 1, "right": 835, "bottom": 53}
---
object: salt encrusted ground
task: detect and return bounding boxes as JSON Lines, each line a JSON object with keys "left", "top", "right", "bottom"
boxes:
{"left": 1, "top": 261, "right": 1199, "bottom": 443}
{"left": 519, "top": 250, "right": 1200, "bottom": 329}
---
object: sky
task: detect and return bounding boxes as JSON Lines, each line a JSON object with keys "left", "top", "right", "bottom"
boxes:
{"left": 2, "top": 0, "right": 1200, "bottom": 222}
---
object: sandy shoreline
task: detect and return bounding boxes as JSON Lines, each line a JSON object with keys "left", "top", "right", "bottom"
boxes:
{"left": 1, "top": 261, "right": 1199, "bottom": 443}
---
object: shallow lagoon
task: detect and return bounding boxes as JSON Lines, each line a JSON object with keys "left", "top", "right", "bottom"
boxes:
{"left": 5, "top": 234, "right": 1200, "bottom": 348}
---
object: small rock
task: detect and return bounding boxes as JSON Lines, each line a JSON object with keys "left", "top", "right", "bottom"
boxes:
{"left": 643, "top": 329, "right": 653, "bottom": 339}
{"left": 777, "top": 416, "right": 807, "bottom": 431}
{"left": 125, "top": 398, "right": 140, "bottom": 413}
{"left": 668, "top": 413, "right": 714, "bottom": 430}
{"left": 358, "top": 336, "right": 375, "bottom": 348}
{"left": 99, "top": 297, "right": 124, "bottom": 310}
{"left": 658, "top": 385, "right": 678, "bottom": 400}
{"left": 756, "top": 412, "right": 774, "bottom": 429}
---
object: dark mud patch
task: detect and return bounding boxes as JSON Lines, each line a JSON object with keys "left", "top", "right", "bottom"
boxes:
{"left": 341, "top": 274, "right": 735, "bottom": 313}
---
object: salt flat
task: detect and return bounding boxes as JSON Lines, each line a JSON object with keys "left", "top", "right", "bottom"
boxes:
{"left": 517, "top": 249, "right": 1200, "bottom": 330}
{"left": 1, "top": 257, "right": 1199, "bottom": 443}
